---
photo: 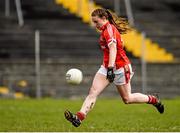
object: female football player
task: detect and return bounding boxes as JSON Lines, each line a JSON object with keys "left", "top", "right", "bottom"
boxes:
{"left": 64, "top": 8, "right": 164, "bottom": 127}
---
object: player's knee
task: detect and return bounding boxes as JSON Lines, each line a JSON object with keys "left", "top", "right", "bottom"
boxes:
{"left": 89, "top": 86, "right": 98, "bottom": 97}
{"left": 122, "top": 97, "right": 131, "bottom": 104}
{"left": 87, "top": 93, "right": 96, "bottom": 100}
{"left": 87, "top": 92, "right": 96, "bottom": 100}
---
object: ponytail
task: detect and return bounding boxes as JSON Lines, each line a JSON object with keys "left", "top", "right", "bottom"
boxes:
{"left": 92, "top": 8, "right": 131, "bottom": 34}
{"left": 105, "top": 9, "right": 131, "bottom": 34}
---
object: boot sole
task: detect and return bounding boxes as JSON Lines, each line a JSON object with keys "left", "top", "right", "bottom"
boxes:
{"left": 64, "top": 110, "right": 73, "bottom": 122}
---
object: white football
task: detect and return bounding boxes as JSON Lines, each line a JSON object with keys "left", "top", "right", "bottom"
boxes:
{"left": 66, "top": 68, "right": 83, "bottom": 85}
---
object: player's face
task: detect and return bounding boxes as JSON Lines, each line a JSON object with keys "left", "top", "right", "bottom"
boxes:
{"left": 92, "top": 16, "right": 106, "bottom": 30}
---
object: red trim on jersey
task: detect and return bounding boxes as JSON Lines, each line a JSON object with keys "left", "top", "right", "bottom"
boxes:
{"left": 124, "top": 65, "right": 130, "bottom": 84}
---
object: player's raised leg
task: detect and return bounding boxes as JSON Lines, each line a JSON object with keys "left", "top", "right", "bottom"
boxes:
{"left": 64, "top": 72, "right": 109, "bottom": 127}
{"left": 116, "top": 82, "right": 164, "bottom": 113}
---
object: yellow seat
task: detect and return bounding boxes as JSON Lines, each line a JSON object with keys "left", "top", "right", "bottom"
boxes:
{"left": 55, "top": 0, "right": 63, "bottom": 4}
{"left": 69, "top": 0, "right": 78, "bottom": 14}
{"left": 14, "top": 92, "right": 24, "bottom": 99}
{"left": 0, "top": 86, "right": 9, "bottom": 95}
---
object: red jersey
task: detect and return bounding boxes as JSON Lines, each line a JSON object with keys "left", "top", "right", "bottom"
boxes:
{"left": 99, "top": 22, "right": 130, "bottom": 69}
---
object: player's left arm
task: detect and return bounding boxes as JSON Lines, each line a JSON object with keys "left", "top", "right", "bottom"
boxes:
{"left": 104, "top": 26, "right": 117, "bottom": 82}
{"left": 104, "top": 27, "right": 117, "bottom": 67}
{"left": 108, "top": 42, "right": 117, "bottom": 67}
{"left": 106, "top": 42, "right": 116, "bottom": 83}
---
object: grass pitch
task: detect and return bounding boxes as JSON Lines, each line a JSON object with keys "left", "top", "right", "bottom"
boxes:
{"left": 0, "top": 98, "right": 180, "bottom": 132}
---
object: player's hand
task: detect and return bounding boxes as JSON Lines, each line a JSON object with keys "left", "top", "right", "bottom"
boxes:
{"left": 107, "top": 67, "right": 115, "bottom": 83}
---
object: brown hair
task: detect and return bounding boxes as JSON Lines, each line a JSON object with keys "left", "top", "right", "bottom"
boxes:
{"left": 91, "top": 8, "right": 131, "bottom": 34}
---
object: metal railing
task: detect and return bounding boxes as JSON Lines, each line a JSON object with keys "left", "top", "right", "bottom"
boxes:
{"left": 5, "top": 0, "right": 24, "bottom": 27}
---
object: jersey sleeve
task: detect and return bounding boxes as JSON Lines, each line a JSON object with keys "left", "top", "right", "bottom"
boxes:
{"left": 103, "top": 24, "right": 117, "bottom": 47}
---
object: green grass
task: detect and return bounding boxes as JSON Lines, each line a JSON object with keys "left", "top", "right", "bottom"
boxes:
{"left": 0, "top": 98, "right": 180, "bottom": 132}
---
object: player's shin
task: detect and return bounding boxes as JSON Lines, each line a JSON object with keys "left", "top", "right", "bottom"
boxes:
{"left": 79, "top": 94, "right": 97, "bottom": 119}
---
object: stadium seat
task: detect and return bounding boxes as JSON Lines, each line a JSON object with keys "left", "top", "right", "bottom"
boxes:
{"left": 0, "top": 86, "right": 9, "bottom": 95}
{"left": 14, "top": 92, "right": 25, "bottom": 99}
